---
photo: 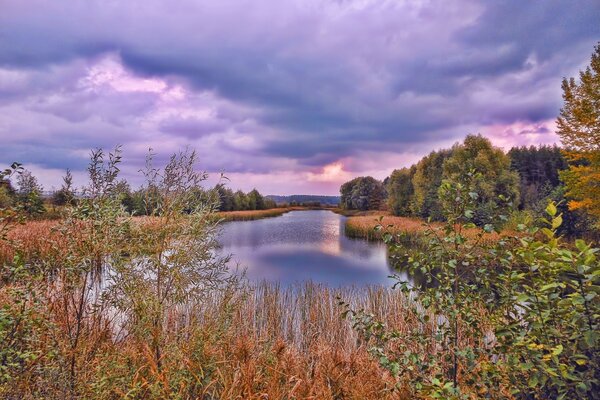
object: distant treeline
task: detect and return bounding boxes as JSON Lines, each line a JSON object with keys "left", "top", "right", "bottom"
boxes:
{"left": 212, "top": 185, "right": 276, "bottom": 211}
{"left": 266, "top": 195, "right": 340, "bottom": 206}
{"left": 340, "top": 134, "right": 591, "bottom": 235}
{"left": 0, "top": 169, "right": 277, "bottom": 217}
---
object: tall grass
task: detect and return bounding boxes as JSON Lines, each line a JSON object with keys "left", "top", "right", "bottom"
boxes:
{"left": 2, "top": 276, "right": 419, "bottom": 398}
{"left": 344, "top": 214, "right": 506, "bottom": 245}
{"left": 217, "top": 207, "right": 300, "bottom": 221}
{"left": 344, "top": 215, "right": 426, "bottom": 241}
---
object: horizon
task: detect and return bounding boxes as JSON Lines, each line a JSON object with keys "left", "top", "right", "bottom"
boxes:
{"left": 1, "top": 1, "right": 599, "bottom": 195}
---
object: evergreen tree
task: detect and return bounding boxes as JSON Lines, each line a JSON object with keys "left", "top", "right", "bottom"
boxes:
{"left": 508, "top": 145, "right": 567, "bottom": 209}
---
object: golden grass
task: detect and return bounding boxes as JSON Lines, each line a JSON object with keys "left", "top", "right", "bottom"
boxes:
{"left": 199, "top": 282, "right": 413, "bottom": 399}
{"left": 344, "top": 214, "right": 509, "bottom": 244}
{"left": 0, "top": 208, "right": 306, "bottom": 263}
{"left": 0, "top": 212, "right": 500, "bottom": 399}
{"left": 0, "top": 219, "right": 63, "bottom": 263}
{"left": 217, "top": 207, "right": 303, "bottom": 221}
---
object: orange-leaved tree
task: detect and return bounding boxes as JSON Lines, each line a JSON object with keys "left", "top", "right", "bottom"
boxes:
{"left": 557, "top": 42, "right": 600, "bottom": 224}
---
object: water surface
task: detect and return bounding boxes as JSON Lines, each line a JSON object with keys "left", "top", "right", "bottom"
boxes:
{"left": 218, "top": 210, "right": 399, "bottom": 286}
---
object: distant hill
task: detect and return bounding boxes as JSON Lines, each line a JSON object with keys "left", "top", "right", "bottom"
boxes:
{"left": 266, "top": 195, "right": 340, "bottom": 206}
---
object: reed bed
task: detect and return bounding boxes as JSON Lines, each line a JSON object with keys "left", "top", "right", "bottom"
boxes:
{"left": 344, "top": 214, "right": 507, "bottom": 244}
{"left": 0, "top": 219, "right": 62, "bottom": 263}
{"left": 216, "top": 207, "right": 301, "bottom": 221}
{"left": 0, "top": 208, "right": 303, "bottom": 263}
{"left": 1, "top": 215, "right": 494, "bottom": 399}
{"left": 191, "top": 282, "right": 416, "bottom": 399}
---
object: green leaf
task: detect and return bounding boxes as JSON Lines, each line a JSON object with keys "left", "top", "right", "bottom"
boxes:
{"left": 552, "top": 344, "right": 563, "bottom": 356}
{"left": 584, "top": 330, "right": 597, "bottom": 347}
{"left": 546, "top": 202, "right": 557, "bottom": 217}
{"left": 552, "top": 215, "right": 563, "bottom": 229}
{"left": 516, "top": 294, "right": 530, "bottom": 303}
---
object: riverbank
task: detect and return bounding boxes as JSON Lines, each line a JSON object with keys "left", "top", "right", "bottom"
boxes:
{"left": 344, "top": 214, "right": 427, "bottom": 240}
{"left": 342, "top": 212, "right": 506, "bottom": 245}
{"left": 0, "top": 207, "right": 335, "bottom": 263}
{"left": 217, "top": 206, "right": 302, "bottom": 221}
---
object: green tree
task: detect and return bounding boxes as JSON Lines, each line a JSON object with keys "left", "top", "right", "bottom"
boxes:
{"left": 0, "top": 186, "right": 13, "bottom": 209}
{"left": 508, "top": 145, "right": 567, "bottom": 210}
{"left": 247, "top": 188, "right": 265, "bottom": 210}
{"left": 412, "top": 149, "right": 453, "bottom": 220}
{"left": 340, "top": 176, "right": 386, "bottom": 211}
{"left": 16, "top": 170, "right": 45, "bottom": 216}
{"left": 214, "top": 184, "right": 235, "bottom": 211}
{"left": 233, "top": 190, "right": 248, "bottom": 210}
{"left": 343, "top": 178, "right": 600, "bottom": 398}
{"left": 386, "top": 166, "right": 416, "bottom": 216}
{"left": 443, "top": 134, "right": 519, "bottom": 226}
{"left": 51, "top": 169, "right": 77, "bottom": 206}
{"left": 557, "top": 43, "right": 600, "bottom": 225}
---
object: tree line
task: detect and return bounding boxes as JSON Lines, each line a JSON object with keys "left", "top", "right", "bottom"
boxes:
{"left": 341, "top": 136, "right": 592, "bottom": 235}
{"left": 341, "top": 43, "right": 600, "bottom": 237}
{"left": 0, "top": 169, "right": 277, "bottom": 217}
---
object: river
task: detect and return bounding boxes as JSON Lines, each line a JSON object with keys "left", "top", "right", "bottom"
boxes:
{"left": 218, "top": 209, "right": 407, "bottom": 286}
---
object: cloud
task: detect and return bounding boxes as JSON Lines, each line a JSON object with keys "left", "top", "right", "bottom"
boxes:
{"left": 0, "top": 0, "right": 598, "bottom": 193}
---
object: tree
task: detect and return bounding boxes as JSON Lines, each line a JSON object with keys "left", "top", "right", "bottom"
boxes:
{"left": 233, "top": 190, "right": 248, "bottom": 210}
{"left": 0, "top": 177, "right": 15, "bottom": 209}
{"left": 442, "top": 134, "right": 520, "bottom": 226}
{"left": 214, "top": 184, "right": 235, "bottom": 211}
{"left": 51, "top": 169, "right": 76, "bottom": 206}
{"left": 557, "top": 43, "right": 600, "bottom": 225}
{"left": 340, "top": 176, "right": 386, "bottom": 211}
{"left": 508, "top": 145, "right": 567, "bottom": 210}
{"left": 386, "top": 166, "right": 416, "bottom": 216}
{"left": 247, "top": 188, "right": 265, "bottom": 210}
{"left": 16, "top": 170, "right": 45, "bottom": 216}
{"left": 412, "top": 149, "right": 453, "bottom": 220}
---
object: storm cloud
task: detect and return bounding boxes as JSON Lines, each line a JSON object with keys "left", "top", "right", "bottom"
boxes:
{"left": 0, "top": 0, "right": 598, "bottom": 194}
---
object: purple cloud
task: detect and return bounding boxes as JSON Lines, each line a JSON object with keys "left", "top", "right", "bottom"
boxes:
{"left": 0, "top": 0, "right": 598, "bottom": 194}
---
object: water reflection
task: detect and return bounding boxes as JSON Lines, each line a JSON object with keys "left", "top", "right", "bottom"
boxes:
{"left": 218, "top": 210, "right": 400, "bottom": 286}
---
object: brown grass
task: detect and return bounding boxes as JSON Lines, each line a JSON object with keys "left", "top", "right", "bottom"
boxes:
{"left": 217, "top": 207, "right": 303, "bottom": 221}
{"left": 344, "top": 214, "right": 509, "bottom": 244}
{"left": 0, "top": 208, "right": 306, "bottom": 263}
{"left": 1, "top": 213, "right": 500, "bottom": 399}
{"left": 199, "top": 282, "right": 412, "bottom": 399}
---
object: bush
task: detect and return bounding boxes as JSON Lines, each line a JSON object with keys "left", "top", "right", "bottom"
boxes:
{"left": 342, "top": 171, "right": 599, "bottom": 399}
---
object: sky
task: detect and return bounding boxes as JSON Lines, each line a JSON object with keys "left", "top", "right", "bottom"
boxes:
{"left": 0, "top": 0, "right": 599, "bottom": 195}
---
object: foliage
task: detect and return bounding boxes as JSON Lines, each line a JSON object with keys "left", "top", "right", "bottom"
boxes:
{"left": 214, "top": 184, "right": 275, "bottom": 211}
{"left": 0, "top": 149, "right": 245, "bottom": 399}
{"left": 99, "top": 149, "right": 241, "bottom": 397}
{"left": 340, "top": 176, "right": 386, "bottom": 211}
{"left": 51, "top": 169, "right": 76, "bottom": 207}
{"left": 412, "top": 148, "right": 453, "bottom": 220}
{"left": 342, "top": 170, "right": 600, "bottom": 398}
{"left": 386, "top": 166, "right": 416, "bottom": 216}
{"left": 492, "top": 203, "right": 600, "bottom": 399}
{"left": 508, "top": 145, "right": 567, "bottom": 210}
{"left": 15, "top": 170, "right": 45, "bottom": 216}
{"left": 442, "top": 134, "right": 520, "bottom": 227}
{"left": 0, "top": 163, "right": 23, "bottom": 241}
{"left": 557, "top": 43, "right": 600, "bottom": 226}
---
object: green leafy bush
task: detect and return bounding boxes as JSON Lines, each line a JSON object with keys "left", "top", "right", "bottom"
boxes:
{"left": 342, "top": 171, "right": 599, "bottom": 399}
